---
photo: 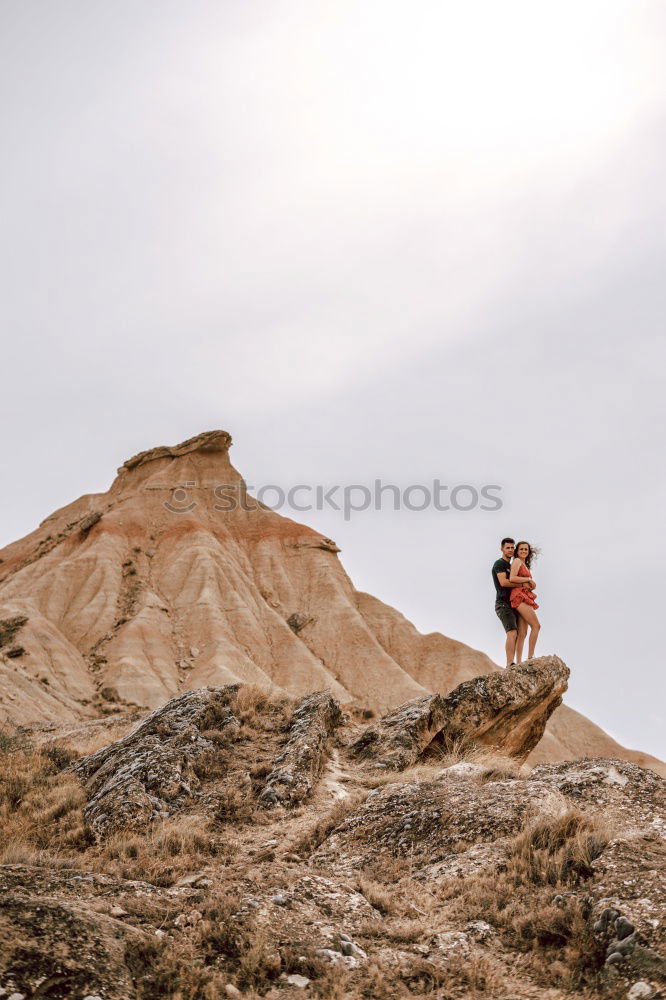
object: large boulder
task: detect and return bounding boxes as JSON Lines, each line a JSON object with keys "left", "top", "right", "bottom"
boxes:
{"left": 311, "top": 768, "right": 568, "bottom": 872}
{"left": 0, "top": 894, "right": 156, "bottom": 1000}
{"left": 73, "top": 686, "right": 241, "bottom": 838}
{"left": 350, "top": 656, "right": 569, "bottom": 769}
{"left": 590, "top": 835, "right": 666, "bottom": 959}
{"left": 260, "top": 691, "right": 343, "bottom": 806}
{"left": 528, "top": 757, "right": 666, "bottom": 832}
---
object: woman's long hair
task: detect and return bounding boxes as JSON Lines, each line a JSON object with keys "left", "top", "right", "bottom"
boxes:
{"left": 514, "top": 541, "right": 540, "bottom": 570}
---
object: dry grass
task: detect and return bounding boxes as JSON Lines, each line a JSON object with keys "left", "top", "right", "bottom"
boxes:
{"left": 0, "top": 693, "right": 620, "bottom": 999}
{"left": 0, "top": 842, "right": 82, "bottom": 868}
{"left": 137, "top": 885, "right": 505, "bottom": 1000}
{"left": 305, "top": 948, "right": 503, "bottom": 998}
{"left": 0, "top": 727, "right": 20, "bottom": 752}
{"left": 436, "top": 808, "right": 613, "bottom": 991}
{"left": 137, "top": 888, "right": 331, "bottom": 999}
{"left": 315, "top": 808, "right": 612, "bottom": 993}
{"left": 477, "top": 759, "right": 523, "bottom": 783}
{"left": 358, "top": 763, "right": 448, "bottom": 789}
{"left": 231, "top": 684, "right": 293, "bottom": 733}
{"left": 189, "top": 684, "right": 298, "bottom": 827}
{"left": 285, "top": 792, "right": 366, "bottom": 856}
{"left": 209, "top": 783, "right": 256, "bottom": 824}
{"left": 0, "top": 745, "right": 89, "bottom": 862}
{"left": 355, "top": 877, "right": 398, "bottom": 916}
{"left": 0, "top": 734, "right": 237, "bottom": 884}
{"left": 358, "top": 742, "right": 523, "bottom": 790}
{"left": 44, "top": 718, "right": 136, "bottom": 757}
{"left": 400, "top": 952, "right": 504, "bottom": 998}
{"left": 510, "top": 808, "right": 611, "bottom": 885}
{"left": 0, "top": 685, "right": 296, "bottom": 883}
{"left": 93, "top": 813, "right": 233, "bottom": 885}
{"left": 421, "top": 736, "right": 524, "bottom": 776}
{"left": 354, "top": 854, "right": 441, "bottom": 925}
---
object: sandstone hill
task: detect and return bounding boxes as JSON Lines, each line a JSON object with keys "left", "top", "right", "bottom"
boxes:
{"left": 1, "top": 663, "right": 664, "bottom": 999}
{"left": 0, "top": 430, "right": 662, "bottom": 777}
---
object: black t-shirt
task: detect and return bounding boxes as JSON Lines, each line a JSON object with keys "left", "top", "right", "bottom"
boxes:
{"left": 492, "top": 557, "right": 512, "bottom": 604}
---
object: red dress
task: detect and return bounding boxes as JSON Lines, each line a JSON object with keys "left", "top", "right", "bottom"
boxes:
{"left": 510, "top": 562, "right": 539, "bottom": 609}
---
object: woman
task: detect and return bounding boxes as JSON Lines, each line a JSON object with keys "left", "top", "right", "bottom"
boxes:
{"left": 510, "top": 541, "right": 540, "bottom": 662}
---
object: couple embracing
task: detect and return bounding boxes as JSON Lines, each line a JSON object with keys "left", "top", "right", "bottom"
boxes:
{"left": 492, "top": 537, "right": 541, "bottom": 667}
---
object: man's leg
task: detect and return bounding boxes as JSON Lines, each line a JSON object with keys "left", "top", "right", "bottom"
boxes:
{"left": 495, "top": 604, "right": 518, "bottom": 667}
{"left": 505, "top": 628, "right": 517, "bottom": 667}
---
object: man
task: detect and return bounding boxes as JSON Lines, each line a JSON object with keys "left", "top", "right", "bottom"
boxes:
{"left": 492, "top": 537, "right": 535, "bottom": 667}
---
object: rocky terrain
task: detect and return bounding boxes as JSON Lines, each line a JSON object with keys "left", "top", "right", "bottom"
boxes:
{"left": 1, "top": 658, "right": 664, "bottom": 999}
{"left": 0, "top": 430, "right": 662, "bottom": 778}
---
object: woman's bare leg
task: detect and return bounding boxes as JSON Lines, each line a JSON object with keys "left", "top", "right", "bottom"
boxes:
{"left": 516, "top": 603, "right": 541, "bottom": 659}
{"left": 516, "top": 615, "right": 528, "bottom": 663}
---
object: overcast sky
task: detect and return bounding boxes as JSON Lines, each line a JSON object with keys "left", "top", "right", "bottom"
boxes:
{"left": 1, "top": 0, "right": 664, "bottom": 759}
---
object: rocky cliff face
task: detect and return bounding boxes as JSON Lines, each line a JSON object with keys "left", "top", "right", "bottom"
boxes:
{"left": 0, "top": 430, "right": 662, "bottom": 777}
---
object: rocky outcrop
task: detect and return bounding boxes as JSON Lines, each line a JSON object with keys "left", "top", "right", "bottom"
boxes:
{"left": 115, "top": 429, "right": 233, "bottom": 476}
{"left": 529, "top": 757, "right": 666, "bottom": 828}
{"left": 260, "top": 691, "right": 343, "bottom": 806}
{"left": 591, "top": 838, "right": 666, "bottom": 975}
{"left": 74, "top": 686, "right": 241, "bottom": 838}
{"left": 350, "top": 656, "right": 569, "bottom": 769}
{"left": 0, "top": 614, "right": 28, "bottom": 650}
{"left": 68, "top": 657, "right": 574, "bottom": 842}
{"left": 311, "top": 768, "right": 569, "bottom": 872}
{"left": 0, "top": 894, "right": 156, "bottom": 1000}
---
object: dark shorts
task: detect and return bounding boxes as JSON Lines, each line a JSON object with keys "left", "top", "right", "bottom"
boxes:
{"left": 495, "top": 601, "right": 518, "bottom": 633}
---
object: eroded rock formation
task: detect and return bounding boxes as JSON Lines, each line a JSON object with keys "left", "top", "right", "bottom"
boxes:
{"left": 0, "top": 893, "right": 156, "bottom": 1000}
{"left": 350, "top": 656, "right": 569, "bottom": 769}
{"left": 73, "top": 659, "right": 569, "bottom": 841}
{"left": 0, "top": 429, "right": 662, "bottom": 777}
{"left": 311, "top": 773, "right": 569, "bottom": 872}
{"left": 74, "top": 686, "right": 242, "bottom": 838}
{"left": 260, "top": 691, "right": 343, "bottom": 806}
